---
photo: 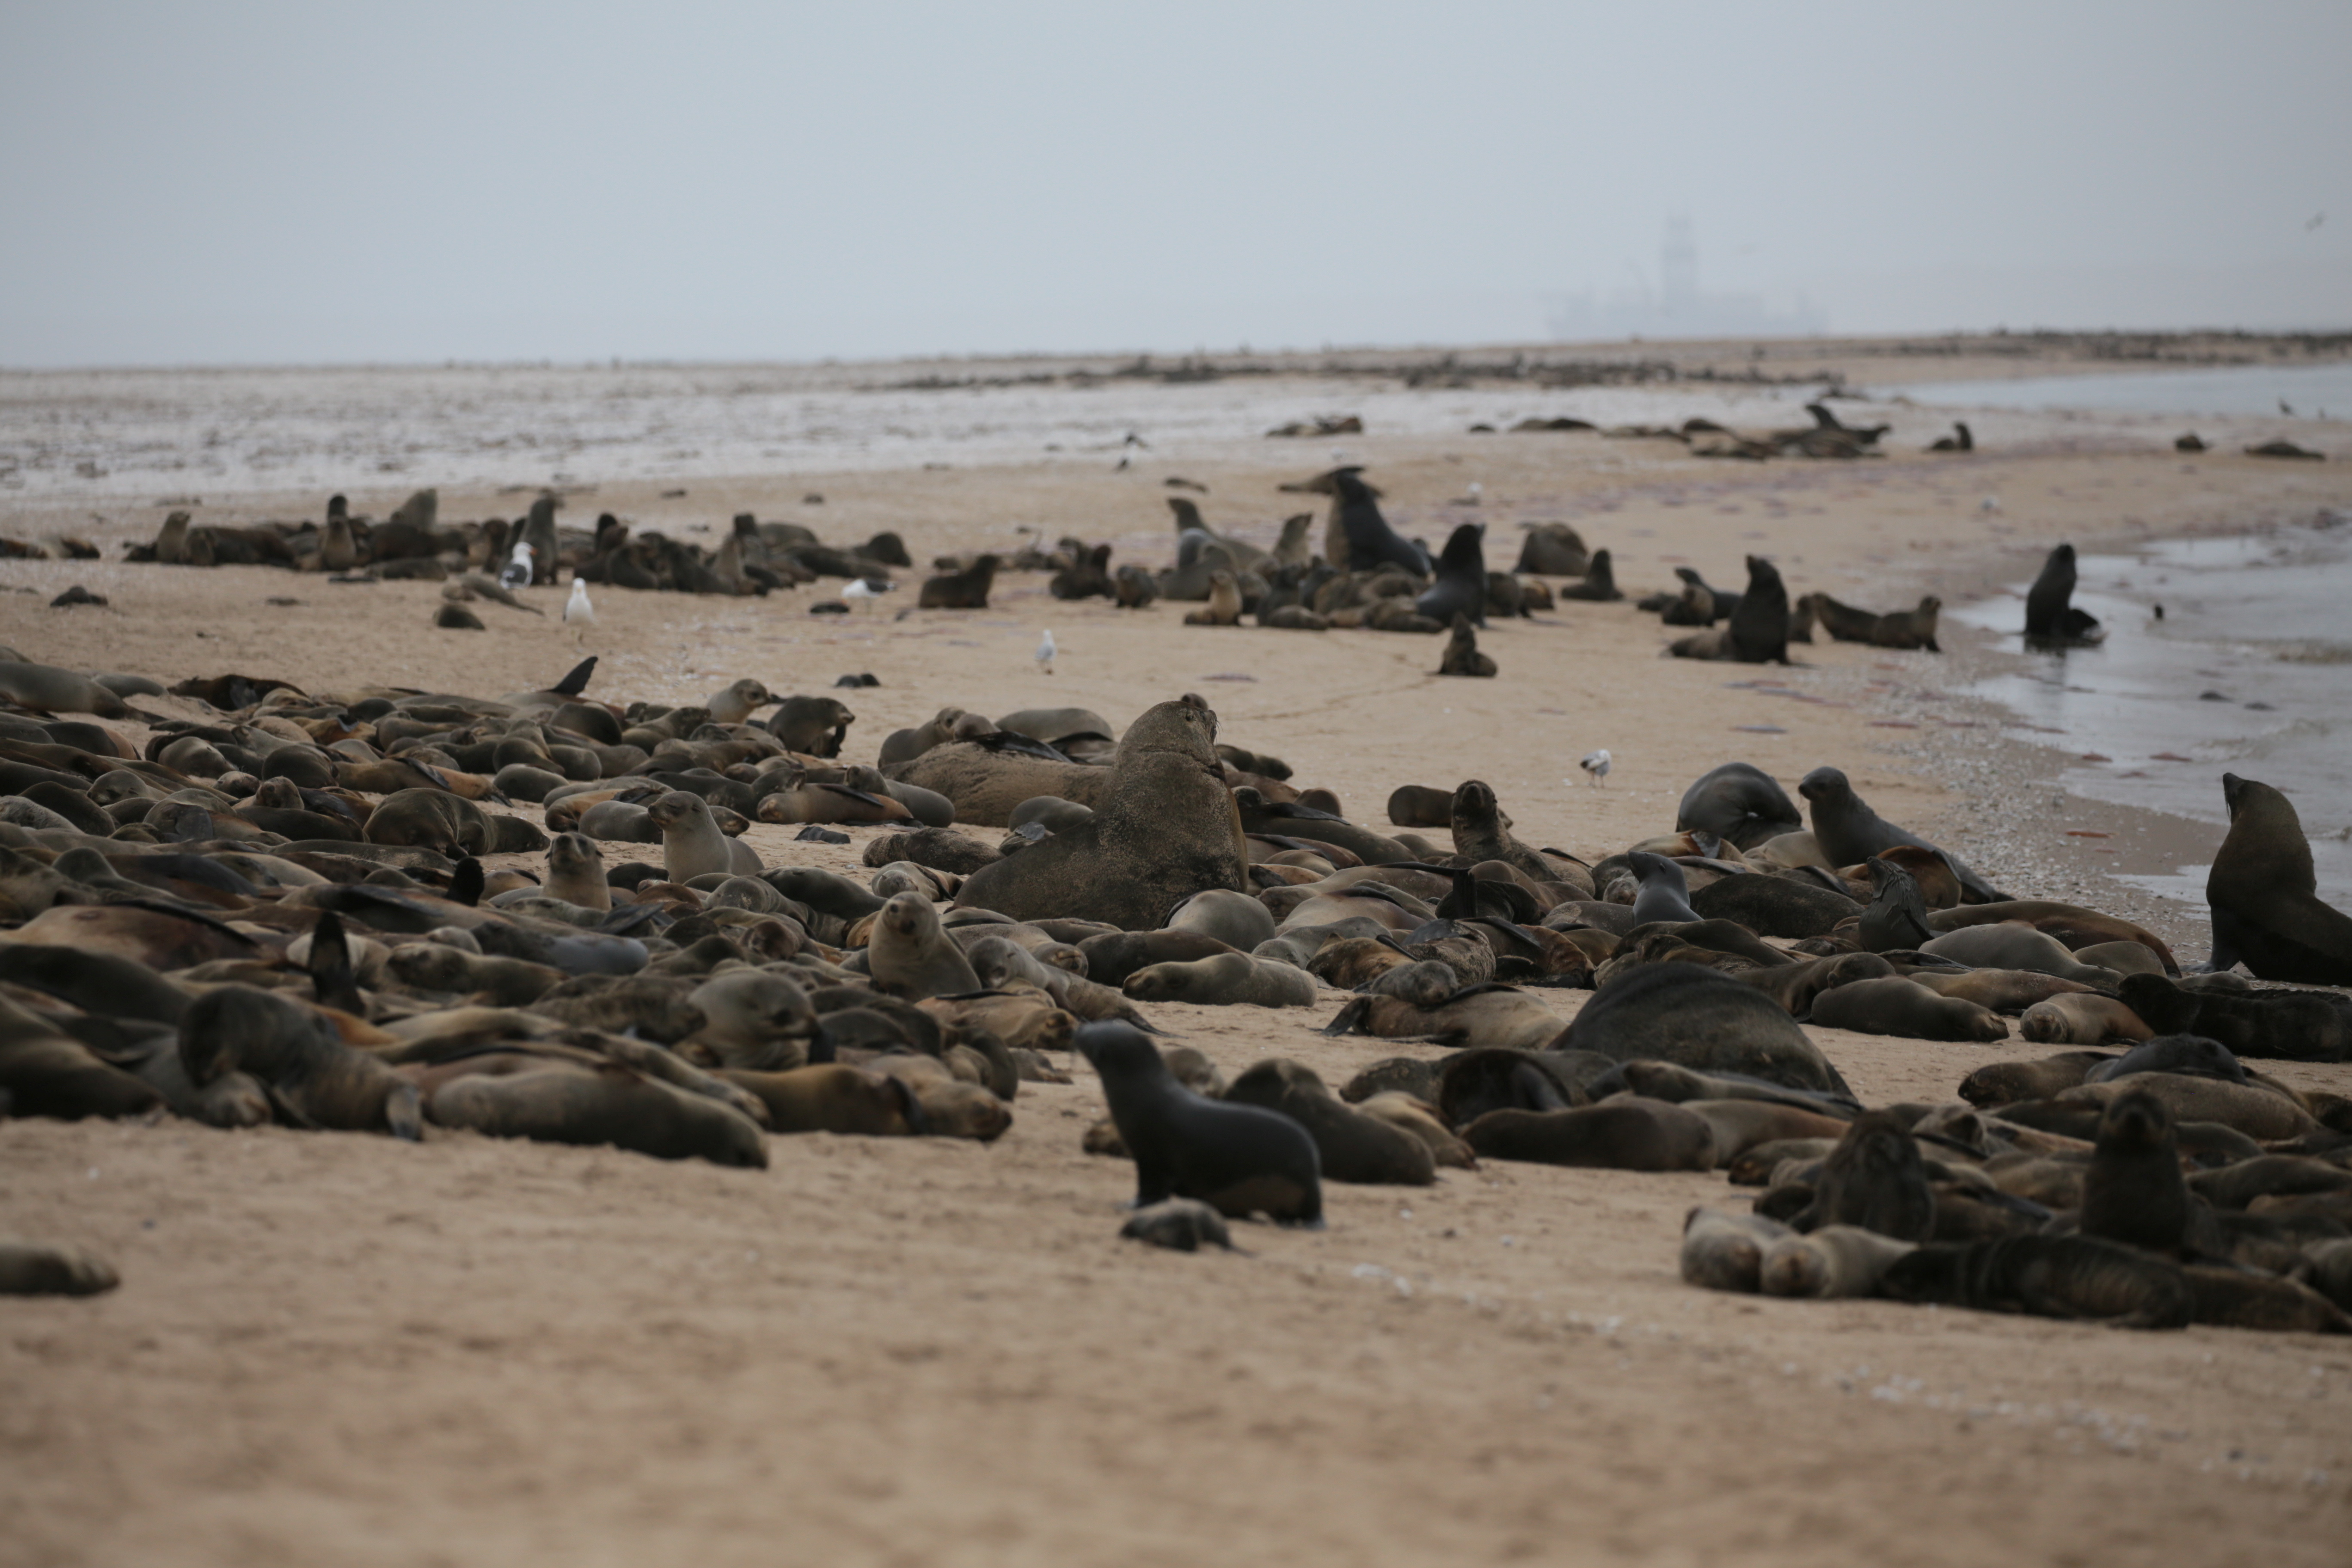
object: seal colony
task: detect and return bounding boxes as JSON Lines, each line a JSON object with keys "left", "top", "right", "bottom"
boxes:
{"left": 4, "top": 609, "right": 2349, "bottom": 1341}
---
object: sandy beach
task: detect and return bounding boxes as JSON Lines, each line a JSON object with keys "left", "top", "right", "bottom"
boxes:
{"left": 5, "top": 335, "right": 2352, "bottom": 1567}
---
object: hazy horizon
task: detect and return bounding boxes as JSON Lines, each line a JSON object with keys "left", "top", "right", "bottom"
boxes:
{"left": 6, "top": 1, "right": 2348, "bottom": 370}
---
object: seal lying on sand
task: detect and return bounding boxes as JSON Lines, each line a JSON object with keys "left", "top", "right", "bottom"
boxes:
{"left": 1798, "top": 766, "right": 2004, "bottom": 904}
{"left": 954, "top": 696, "right": 1247, "bottom": 930}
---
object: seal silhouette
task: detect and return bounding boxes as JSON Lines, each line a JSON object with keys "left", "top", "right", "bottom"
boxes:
{"left": 2204, "top": 773, "right": 2352, "bottom": 984}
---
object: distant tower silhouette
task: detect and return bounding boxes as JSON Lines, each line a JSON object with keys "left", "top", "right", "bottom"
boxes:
{"left": 1660, "top": 215, "right": 1698, "bottom": 318}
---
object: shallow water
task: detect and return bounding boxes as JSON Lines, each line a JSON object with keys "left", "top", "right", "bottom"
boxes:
{"left": 1900, "top": 361, "right": 2352, "bottom": 421}
{"left": 0, "top": 362, "right": 1851, "bottom": 502}
{"left": 1952, "top": 513, "right": 2352, "bottom": 910}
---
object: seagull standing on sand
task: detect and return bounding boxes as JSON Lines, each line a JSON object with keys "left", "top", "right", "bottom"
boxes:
{"left": 1577, "top": 749, "right": 1611, "bottom": 787}
{"left": 565, "top": 579, "right": 594, "bottom": 624}
{"left": 1035, "top": 629, "right": 1056, "bottom": 677}
{"left": 499, "top": 542, "right": 534, "bottom": 593}
{"left": 843, "top": 578, "right": 881, "bottom": 612}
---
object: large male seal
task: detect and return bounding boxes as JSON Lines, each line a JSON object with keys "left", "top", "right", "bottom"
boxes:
{"left": 1724, "top": 555, "right": 1790, "bottom": 664}
{"left": 1078, "top": 1021, "right": 1322, "bottom": 1225}
{"left": 2204, "top": 773, "right": 2352, "bottom": 985}
{"left": 1282, "top": 467, "right": 1429, "bottom": 576}
{"left": 867, "top": 891, "right": 983, "bottom": 999}
{"left": 954, "top": 696, "right": 1247, "bottom": 931}
{"left": 1415, "top": 523, "right": 1488, "bottom": 626}
{"left": 1554, "top": 962, "right": 1850, "bottom": 1095}
{"left": 1798, "top": 766, "right": 2003, "bottom": 903}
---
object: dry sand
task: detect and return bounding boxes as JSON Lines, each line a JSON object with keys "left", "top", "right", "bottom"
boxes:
{"left": 5, "top": 351, "right": 2352, "bottom": 1567}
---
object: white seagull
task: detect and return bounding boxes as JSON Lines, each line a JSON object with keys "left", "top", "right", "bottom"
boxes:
{"left": 499, "top": 541, "right": 534, "bottom": 592}
{"left": 1035, "top": 628, "right": 1057, "bottom": 677}
{"left": 1577, "top": 748, "right": 1612, "bottom": 787}
{"left": 565, "top": 578, "right": 594, "bottom": 625}
{"left": 843, "top": 578, "right": 884, "bottom": 611}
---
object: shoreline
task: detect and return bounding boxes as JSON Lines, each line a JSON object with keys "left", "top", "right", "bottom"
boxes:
{"left": 6, "top": 358, "right": 2352, "bottom": 1565}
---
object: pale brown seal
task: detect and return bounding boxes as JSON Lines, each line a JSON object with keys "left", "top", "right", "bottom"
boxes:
{"left": 953, "top": 696, "right": 1247, "bottom": 931}
{"left": 868, "top": 891, "right": 983, "bottom": 999}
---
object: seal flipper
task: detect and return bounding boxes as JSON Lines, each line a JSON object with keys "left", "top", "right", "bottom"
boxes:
{"left": 551, "top": 656, "right": 598, "bottom": 698}
{"left": 385, "top": 1080, "right": 425, "bottom": 1142}
{"left": 307, "top": 910, "right": 365, "bottom": 1014}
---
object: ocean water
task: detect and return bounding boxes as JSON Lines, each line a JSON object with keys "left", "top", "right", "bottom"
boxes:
{"left": 0, "top": 361, "right": 1856, "bottom": 502}
{"left": 1951, "top": 513, "right": 2352, "bottom": 910}
{"left": 1901, "top": 360, "right": 2352, "bottom": 420}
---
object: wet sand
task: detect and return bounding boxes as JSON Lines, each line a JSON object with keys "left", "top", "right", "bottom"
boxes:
{"left": 4, "top": 346, "right": 2352, "bottom": 1566}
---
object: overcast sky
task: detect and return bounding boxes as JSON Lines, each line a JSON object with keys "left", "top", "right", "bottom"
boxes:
{"left": 3, "top": 0, "right": 2346, "bottom": 367}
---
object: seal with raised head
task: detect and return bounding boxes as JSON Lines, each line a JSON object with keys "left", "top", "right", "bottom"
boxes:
{"left": 1675, "top": 762, "right": 1802, "bottom": 851}
{"left": 954, "top": 695, "right": 1248, "bottom": 931}
{"left": 1436, "top": 613, "right": 1496, "bottom": 677}
{"left": 868, "top": 891, "right": 984, "bottom": 1000}
{"left": 918, "top": 554, "right": 998, "bottom": 609}
{"left": 647, "top": 790, "right": 762, "bottom": 881}
{"left": 1415, "top": 523, "right": 1488, "bottom": 627}
{"left": 1078, "top": 1020, "right": 1322, "bottom": 1225}
{"left": 1283, "top": 466, "right": 1429, "bottom": 576}
{"left": 1798, "top": 766, "right": 2003, "bottom": 904}
{"left": 1625, "top": 851, "right": 1701, "bottom": 925}
{"left": 2023, "top": 543, "right": 2101, "bottom": 643}
{"left": 2204, "top": 773, "right": 2352, "bottom": 985}
{"left": 1792, "top": 1110, "right": 1936, "bottom": 1240}
{"left": 2079, "top": 1086, "right": 2191, "bottom": 1253}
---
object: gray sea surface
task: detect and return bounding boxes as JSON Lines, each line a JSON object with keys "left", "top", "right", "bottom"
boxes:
{"left": 1951, "top": 512, "right": 2352, "bottom": 911}
{"left": 1900, "top": 360, "right": 2352, "bottom": 420}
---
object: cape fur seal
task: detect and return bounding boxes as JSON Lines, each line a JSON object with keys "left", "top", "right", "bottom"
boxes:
{"left": 1415, "top": 524, "right": 1488, "bottom": 626}
{"left": 1283, "top": 466, "right": 1429, "bottom": 576}
{"left": 954, "top": 696, "right": 1248, "bottom": 931}
{"left": 2023, "top": 543, "right": 2101, "bottom": 643}
{"left": 2080, "top": 1087, "right": 2191, "bottom": 1253}
{"left": 918, "top": 554, "right": 998, "bottom": 609}
{"left": 1881, "top": 1236, "right": 2190, "bottom": 1329}
{"left": 0, "top": 1243, "right": 120, "bottom": 1296}
{"left": 1675, "top": 762, "right": 1802, "bottom": 851}
{"left": 1078, "top": 1021, "right": 1322, "bottom": 1225}
{"left": 1798, "top": 767, "right": 2003, "bottom": 903}
{"left": 867, "top": 892, "right": 983, "bottom": 999}
{"left": 1461, "top": 1098, "right": 1715, "bottom": 1171}
{"left": 1792, "top": 1111, "right": 1936, "bottom": 1240}
{"left": 647, "top": 790, "right": 762, "bottom": 881}
{"left": 1436, "top": 614, "right": 1496, "bottom": 677}
{"left": 2204, "top": 773, "right": 2352, "bottom": 985}
{"left": 1222, "top": 1059, "right": 1436, "bottom": 1185}
{"left": 1557, "top": 962, "right": 1850, "bottom": 1096}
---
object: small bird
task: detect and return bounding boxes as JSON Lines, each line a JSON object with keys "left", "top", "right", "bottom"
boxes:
{"left": 1979, "top": 494, "right": 2002, "bottom": 514}
{"left": 1035, "top": 629, "right": 1057, "bottom": 677}
{"left": 1577, "top": 749, "right": 1612, "bottom": 787}
{"left": 499, "top": 542, "right": 534, "bottom": 593}
{"left": 843, "top": 578, "right": 884, "bottom": 611}
{"left": 2280, "top": 399, "right": 2296, "bottom": 416}
{"left": 565, "top": 578, "right": 594, "bottom": 625}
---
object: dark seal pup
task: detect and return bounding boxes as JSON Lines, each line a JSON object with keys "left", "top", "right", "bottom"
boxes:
{"left": 2204, "top": 772, "right": 2352, "bottom": 985}
{"left": 1078, "top": 1021, "right": 1323, "bottom": 1225}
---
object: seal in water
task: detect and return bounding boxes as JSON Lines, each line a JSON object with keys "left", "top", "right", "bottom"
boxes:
{"left": 1077, "top": 1020, "right": 1322, "bottom": 1225}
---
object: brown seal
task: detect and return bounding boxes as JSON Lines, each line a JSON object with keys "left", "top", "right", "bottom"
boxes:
{"left": 2018, "top": 993, "right": 2153, "bottom": 1045}
{"left": 1182, "top": 570, "right": 1243, "bottom": 626}
{"left": 1461, "top": 1098, "right": 1715, "bottom": 1170}
{"left": 1222, "top": 1059, "right": 1436, "bottom": 1185}
{"left": 1881, "top": 1236, "right": 2190, "bottom": 1328}
{"left": 1078, "top": 1020, "right": 1322, "bottom": 1225}
{"left": 867, "top": 892, "right": 983, "bottom": 1000}
{"left": 2079, "top": 1087, "right": 2191, "bottom": 1253}
{"left": 1759, "top": 1225, "right": 1916, "bottom": 1298}
{"left": 918, "top": 554, "right": 998, "bottom": 609}
{"left": 1793, "top": 1111, "right": 1935, "bottom": 1240}
{"left": 954, "top": 696, "right": 1248, "bottom": 931}
{"left": 2205, "top": 773, "right": 2352, "bottom": 985}
{"left": 646, "top": 790, "right": 762, "bottom": 881}
{"left": 1679, "top": 1207, "right": 1794, "bottom": 1292}
{"left": 718, "top": 1063, "right": 922, "bottom": 1135}
{"left": 0, "top": 1243, "right": 119, "bottom": 1296}
{"left": 1436, "top": 613, "right": 1496, "bottom": 677}
{"left": 1808, "top": 977, "right": 2008, "bottom": 1042}
{"left": 180, "top": 984, "right": 423, "bottom": 1137}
